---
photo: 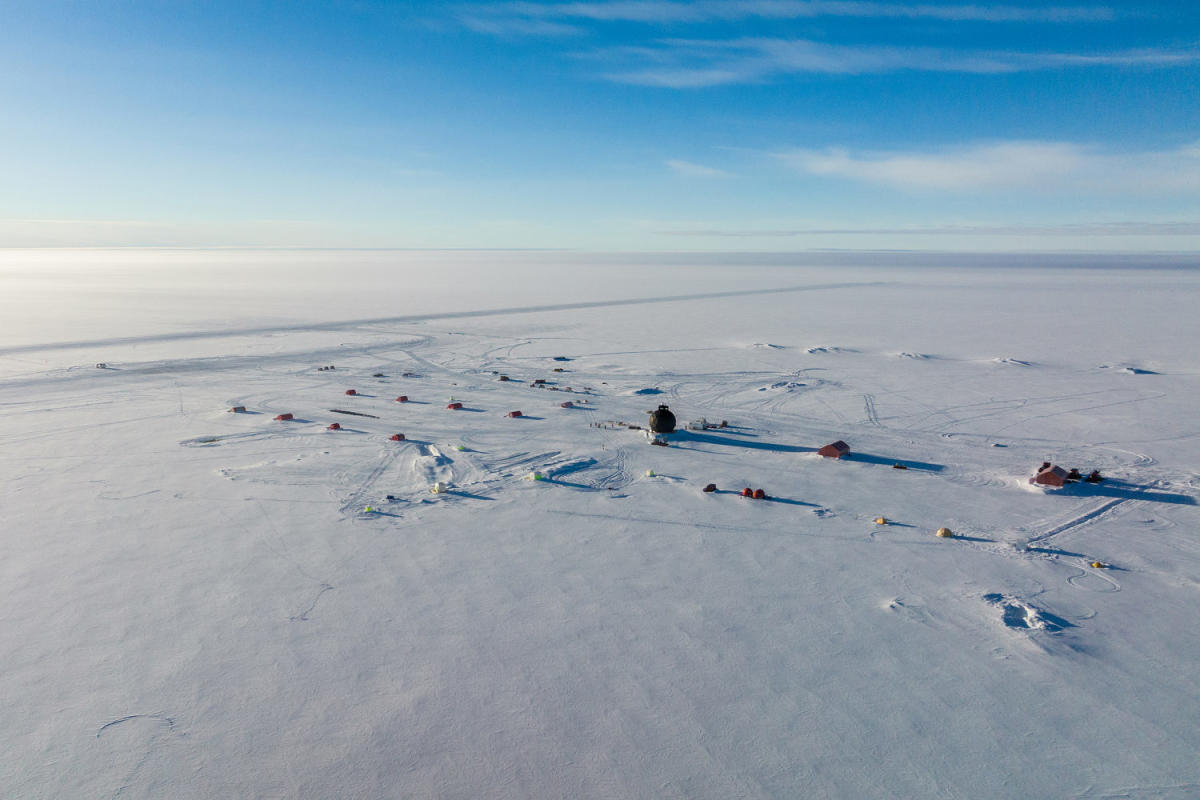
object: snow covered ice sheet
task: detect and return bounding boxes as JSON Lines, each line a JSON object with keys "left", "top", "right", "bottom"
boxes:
{"left": 1, "top": 250, "right": 1199, "bottom": 798}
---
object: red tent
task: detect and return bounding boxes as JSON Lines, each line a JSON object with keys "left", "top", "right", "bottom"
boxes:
{"left": 389, "top": 433, "right": 405, "bottom": 441}
{"left": 274, "top": 413, "right": 293, "bottom": 421}
{"left": 447, "top": 402, "right": 463, "bottom": 410}
{"left": 506, "top": 410, "right": 522, "bottom": 418}
{"left": 345, "top": 389, "right": 357, "bottom": 396}
{"left": 327, "top": 422, "right": 341, "bottom": 431}
{"left": 395, "top": 396, "right": 408, "bottom": 403}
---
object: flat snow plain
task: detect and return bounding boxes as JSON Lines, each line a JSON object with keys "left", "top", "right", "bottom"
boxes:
{"left": 2, "top": 250, "right": 1198, "bottom": 798}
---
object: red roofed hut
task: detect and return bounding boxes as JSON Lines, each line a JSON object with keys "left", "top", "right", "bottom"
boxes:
{"left": 327, "top": 422, "right": 341, "bottom": 431}
{"left": 345, "top": 389, "right": 357, "bottom": 396}
{"left": 506, "top": 410, "right": 523, "bottom": 418}
{"left": 274, "top": 413, "right": 293, "bottom": 421}
{"left": 389, "top": 433, "right": 405, "bottom": 441}
{"left": 1032, "top": 464, "right": 1068, "bottom": 487}
{"left": 447, "top": 402, "right": 463, "bottom": 410}
{"left": 818, "top": 440, "right": 850, "bottom": 459}
{"left": 395, "top": 395, "right": 408, "bottom": 403}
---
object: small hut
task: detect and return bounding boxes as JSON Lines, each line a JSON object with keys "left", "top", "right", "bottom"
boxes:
{"left": 389, "top": 433, "right": 405, "bottom": 441}
{"left": 327, "top": 422, "right": 341, "bottom": 431}
{"left": 229, "top": 406, "right": 246, "bottom": 413}
{"left": 1032, "top": 465, "right": 1068, "bottom": 487}
{"left": 345, "top": 389, "right": 357, "bottom": 396}
{"left": 395, "top": 396, "right": 408, "bottom": 403}
{"left": 818, "top": 441, "right": 850, "bottom": 459}
{"left": 506, "top": 410, "right": 523, "bottom": 418}
{"left": 560, "top": 401, "right": 574, "bottom": 408}
{"left": 274, "top": 413, "right": 293, "bottom": 421}
{"left": 447, "top": 402, "right": 463, "bottom": 410}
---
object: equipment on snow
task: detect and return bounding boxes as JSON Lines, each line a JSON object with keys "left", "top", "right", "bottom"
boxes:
{"left": 648, "top": 404, "right": 676, "bottom": 434}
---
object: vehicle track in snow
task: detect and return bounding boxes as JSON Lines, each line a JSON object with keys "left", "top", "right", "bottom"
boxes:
{"left": 339, "top": 445, "right": 406, "bottom": 515}
{"left": 862, "top": 393, "right": 880, "bottom": 426}
{"left": 1023, "top": 498, "right": 1129, "bottom": 547}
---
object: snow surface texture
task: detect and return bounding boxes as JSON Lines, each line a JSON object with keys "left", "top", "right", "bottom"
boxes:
{"left": 2, "top": 250, "right": 1199, "bottom": 798}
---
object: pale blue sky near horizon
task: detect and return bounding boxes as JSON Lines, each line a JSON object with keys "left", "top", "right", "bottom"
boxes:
{"left": 1, "top": 0, "right": 1198, "bottom": 251}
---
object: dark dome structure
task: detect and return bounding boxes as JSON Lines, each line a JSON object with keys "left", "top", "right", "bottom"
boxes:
{"left": 648, "top": 404, "right": 676, "bottom": 434}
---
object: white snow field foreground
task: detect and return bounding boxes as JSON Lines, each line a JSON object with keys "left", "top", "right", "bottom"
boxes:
{"left": 2, "top": 250, "right": 1199, "bottom": 798}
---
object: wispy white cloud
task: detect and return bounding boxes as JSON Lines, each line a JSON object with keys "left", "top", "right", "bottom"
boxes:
{"left": 480, "top": 1, "right": 1115, "bottom": 25}
{"left": 667, "top": 158, "right": 733, "bottom": 177}
{"left": 599, "top": 38, "right": 1200, "bottom": 87}
{"left": 457, "top": 14, "right": 584, "bottom": 36}
{"left": 775, "top": 140, "right": 1200, "bottom": 193}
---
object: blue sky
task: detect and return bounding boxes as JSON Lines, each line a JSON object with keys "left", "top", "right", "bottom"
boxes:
{"left": 1, "top": 0, "right": 1198, "bottom": 250}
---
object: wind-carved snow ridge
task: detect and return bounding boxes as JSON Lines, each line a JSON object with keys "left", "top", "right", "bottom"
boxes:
{"left": 895, "top": 351, "right": 931, "bottom": 360}
{"left": 983, "top": 593, "right": 1074, "bottom": 633}
{"left": 1099, "top": 363, "right": 1160, "bottom": 375}
{"left": 804, "top": 345, "right": 848, "bottom": 354}
{"left": 96, "top": 714, "right": 177, "bottom": 800}
{"left": 97, "top": 714, "right": 175, "bottom": 738}
{"left": 992, "top": 357, "right": 1033, "bottom": 367}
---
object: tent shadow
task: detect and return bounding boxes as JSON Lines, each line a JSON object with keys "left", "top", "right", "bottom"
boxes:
{"left": 708, "top": 490, "right": 817, "bottom": 507}
{"left": 1061, "top": 479, "right": 1195, "bottom": 506}
{"left": 764, "top": 496, "right": 820, "bottom": 507}
{"left": 671, "top": 431, "right": 812, "bottom": 453}
{"left": 1027, "top": 546, "right": 1089, "bottom": 558}
{"left": 952, "top": 535, "right": 993, "bottom": 543}
{"left": 545, "top": 479, "right": 598, "bottom": 491}
{"left": 445, "top": 490, "right": 494, "bottom": 501}
{"left": 844, "top": 453, "right": 944, "bottom": 472}
{"left": 715, "top": 425, "right": 757, "bottom": 436}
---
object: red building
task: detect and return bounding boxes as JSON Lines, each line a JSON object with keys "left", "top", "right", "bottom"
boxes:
{"left": 818, "top": 441, "right": 850, "bottom": 458}
{"left": 1032, "top": 465, "right": 1068, "bottom": 487}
